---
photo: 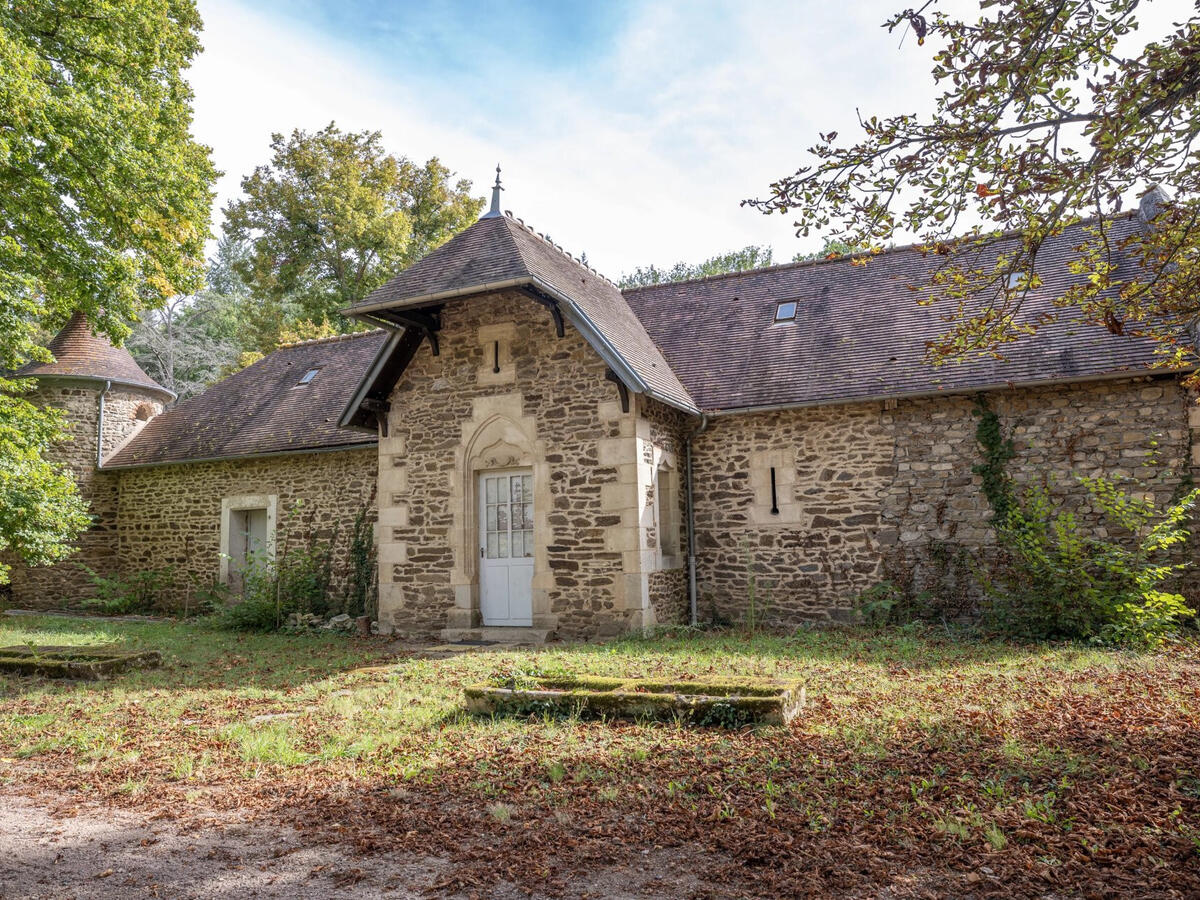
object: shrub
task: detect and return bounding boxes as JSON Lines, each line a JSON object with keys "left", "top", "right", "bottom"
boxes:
{"left": 78, "top": 565, "right": 172, "bottom": 615}
{"left": 217, "top": 543, "right": 334, "bottom": 632}
{"left": 984, "top": 476, "right": 1198, "bottom": 646}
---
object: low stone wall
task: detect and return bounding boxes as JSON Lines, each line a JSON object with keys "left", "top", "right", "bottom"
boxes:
{"left": 690, "top": 375, "right": 1195, "bottom": 624}
{"left": 114, "top": 448, "right": 377, "bottom": 610}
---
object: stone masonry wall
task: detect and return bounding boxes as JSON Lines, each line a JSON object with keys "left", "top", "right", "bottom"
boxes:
{"left": 115, "top": 448, "right": 376, "bottom": 610}
{"left": 7, "top": 381, "right": 165, "bottom": 608}
{"left": 378, "top": 290, "right": 645, "bottom": 640}
{"left": 690, "top": 375, "right": 1196, "bottom": 624}
{"left": 880, "top": 377, "right": 1195, "bottom": 609}
{"left": 639, "top": 397, "right": 690, "bottom": 626}
{"left": 690, "top": 402, "right": 894, "bottom": 624}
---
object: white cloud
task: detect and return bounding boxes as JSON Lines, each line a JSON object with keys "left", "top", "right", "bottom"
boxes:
{"left": 192, "top": 0, "right": 1175, "bottom": 278}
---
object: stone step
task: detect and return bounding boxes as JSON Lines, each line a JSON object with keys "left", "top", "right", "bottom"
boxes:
{"left": 440, "top": 627, "right": 552, "bottom": 646}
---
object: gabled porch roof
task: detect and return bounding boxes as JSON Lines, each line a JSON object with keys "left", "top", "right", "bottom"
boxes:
{"left": 341, "top": 212, "right": 698, "bottom": 428}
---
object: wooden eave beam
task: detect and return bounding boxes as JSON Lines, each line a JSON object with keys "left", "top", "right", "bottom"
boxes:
{"left": 378, "top": 306, "right": 444, "bottom": 356}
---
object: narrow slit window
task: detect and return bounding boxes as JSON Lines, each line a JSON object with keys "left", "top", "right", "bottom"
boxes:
{"left": 297, "top": 367, "right": 321, "bottom": 386}
{"left": 774, "top": 301, "right": 797, "bottom": 322}
{"left": 769, "top": 467, "right": 779, "bottom": 515}
{"left": 492, "top": 340, "right": 501, "bottom": 374}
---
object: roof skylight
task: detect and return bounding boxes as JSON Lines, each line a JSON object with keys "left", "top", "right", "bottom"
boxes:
{"left": 297, "top": 368, "right": 321, "bottom": 386}
{"left": 774, "top": 301, "right": 797, "bottom": 322}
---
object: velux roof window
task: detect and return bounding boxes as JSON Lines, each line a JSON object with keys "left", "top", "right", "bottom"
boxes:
{"left": 774, "top": 301, "right": 797, "bottom": 322}
{"left": 297, "top": 367, "right": 321, "bottom": 386}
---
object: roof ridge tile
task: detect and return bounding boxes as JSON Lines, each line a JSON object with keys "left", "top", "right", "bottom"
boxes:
{"left": 277, "top": 328, "right": 385, "bottom": 349}
{"left": 621, "top": 210, "right": 1141, "bottom": 296}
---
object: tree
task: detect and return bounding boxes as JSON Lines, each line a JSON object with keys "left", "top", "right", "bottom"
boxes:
{"left": 127, "top": 293, "right": 243, "bottom": 401}
{"left": 223, "top": 124, "right": 483, "bottom": 352}
{"left": 792, "top": 237, "right": 871, "bottom": 263}
{"left": 619, "top": 245, "right": 776, "bottom": 288}
{"left": 748, "top": 2, "right": 1200, "bottom": 368}
{"left": 127, "top": 239, "right": 251, "bottom": 399}
{"left": 0, "top": 1, "right": 216, "bottom": 578}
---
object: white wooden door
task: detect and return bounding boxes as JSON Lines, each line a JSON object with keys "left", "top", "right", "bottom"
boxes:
{"left": 479, "top": 470, "right": 534, "bottom": 626}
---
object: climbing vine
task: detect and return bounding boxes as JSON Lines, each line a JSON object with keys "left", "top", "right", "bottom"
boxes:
{"left": 970, "top": 392, "right": 1197, "bottom": 646}
{"left": 971, "top": 393, "right": 1015, "bottom": 522}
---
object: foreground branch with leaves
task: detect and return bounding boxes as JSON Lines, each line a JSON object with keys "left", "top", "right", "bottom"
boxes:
{"left": 748, "top": 1, "right": 1200, "bottom": 369}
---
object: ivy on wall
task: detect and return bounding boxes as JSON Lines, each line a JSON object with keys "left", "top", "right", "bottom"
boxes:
{"left": 971, "top": 393, "right": 1015, "bottom": 522}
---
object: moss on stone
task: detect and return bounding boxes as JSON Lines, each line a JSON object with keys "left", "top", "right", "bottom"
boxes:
{"left": 465, "top": 673, "right": 804, "bottom": 726}
{"left": 0, "top": 645, "right": 162, "bottom": 679}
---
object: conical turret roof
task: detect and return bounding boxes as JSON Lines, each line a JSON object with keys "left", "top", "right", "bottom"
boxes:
{"left": 18, "top": 312, "right": 174, "bottom": 400}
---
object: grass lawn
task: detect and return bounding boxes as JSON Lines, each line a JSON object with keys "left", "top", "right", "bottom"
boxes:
{"left": 1, "top": 615, "right": 1198, "bottom": 897}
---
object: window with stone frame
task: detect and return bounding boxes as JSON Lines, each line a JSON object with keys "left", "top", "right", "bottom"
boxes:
{"left": 219, "top": 494, "right": 277, "bottom": 590}
{"left": 656, "top": 459, "right": 680, "bottom": 562}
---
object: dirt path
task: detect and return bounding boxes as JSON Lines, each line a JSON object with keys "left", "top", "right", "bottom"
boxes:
{"left": 0, "top": 793, "right": 452, "bottom": 899}
{"left": 0, "top": 791, "right": 701, "bottom": 899}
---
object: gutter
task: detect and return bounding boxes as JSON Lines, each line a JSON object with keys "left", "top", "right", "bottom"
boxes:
{"left": 337, "top": 327, "right": 406, "bottom": 430}
{"left": 701, "top": 367, "right": 1180, "bottom": 417}
{"left": 349, "top": 277, "right": 534, "bottom": 317}
{"left": 683, "top": 413, "right": 708, "bottom": 627}
{"left": 100, "top": 440, "right": 378, "bottom": 472}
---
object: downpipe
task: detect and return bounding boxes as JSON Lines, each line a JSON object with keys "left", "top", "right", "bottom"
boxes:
{"left": 96, "top": 380, "right": 111, "bottom": 468}
{"left": 684, "top": 413, "right": 708, "bottom": 626}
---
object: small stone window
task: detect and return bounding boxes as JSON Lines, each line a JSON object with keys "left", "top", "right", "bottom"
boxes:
{"left": 656, "top": 460, "right": 680, "bottom": 562}
{"left": 774, "top": 301, "right": 797, "bottom": 322}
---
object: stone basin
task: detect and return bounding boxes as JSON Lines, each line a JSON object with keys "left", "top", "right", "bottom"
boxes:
{"left": 0, "top": 645, "right": 163, "bottom": 680}
{"left": 465, "top": 673, "right": 804, "bottom": 726}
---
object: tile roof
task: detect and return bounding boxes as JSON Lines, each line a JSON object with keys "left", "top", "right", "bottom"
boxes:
{"left": 18, "top": 312, "right": 173, "bottom": 399}
{"left": 351, "top": 213, "right": 697, "bottom": 413}
{"left": 623, "top": 216, "right": 1167, "bottom": 412}
{"left": 103, "top": 330, "right": 387, "bottom": 468}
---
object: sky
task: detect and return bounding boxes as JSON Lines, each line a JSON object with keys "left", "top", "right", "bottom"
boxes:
{"left": 186, "top": 0, "right": 1181, "bottom": 279}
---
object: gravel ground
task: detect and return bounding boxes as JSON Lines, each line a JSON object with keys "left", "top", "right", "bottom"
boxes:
{"left": 0, "top": 791, "right": 701, "bottom": 899}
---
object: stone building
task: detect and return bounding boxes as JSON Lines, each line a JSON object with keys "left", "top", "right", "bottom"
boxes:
{"left": 8, "top": 181, "right": 1196, "bottom": 639}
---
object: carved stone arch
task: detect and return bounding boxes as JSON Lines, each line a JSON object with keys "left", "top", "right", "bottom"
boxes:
{"left": 458, "top": 412, "right": 536, "bottom": 581}
{"left": 464, "top": 413, "right": 535, "bottom": 472}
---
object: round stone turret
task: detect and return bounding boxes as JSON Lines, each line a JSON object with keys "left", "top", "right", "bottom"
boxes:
{"left": 8, "top": 312, "right": 174, "bottom": 607}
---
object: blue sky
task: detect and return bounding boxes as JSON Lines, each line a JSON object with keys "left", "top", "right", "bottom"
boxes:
{"left": 187, "top": 1, "right": 1178, "bottom": 277}
{"left": 249, "top": 1, "right": 634, "bottom": 74}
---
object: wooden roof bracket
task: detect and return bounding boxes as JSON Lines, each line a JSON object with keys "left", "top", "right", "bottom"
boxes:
{"left": 387, "top": 307, "right": 443, "bottom": 356}
{"left": 360, "top": 397, "right": 391, "bottom": 438}
{"left": 521, "top": 287, "right": 565, "bottom": 338}
{"left": 604, "top": 368, "right": 630, "bottom": 413}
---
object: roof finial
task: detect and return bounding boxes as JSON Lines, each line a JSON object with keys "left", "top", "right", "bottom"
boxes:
{"left": 483, "top": 164, "right": 503, "bottom": 218}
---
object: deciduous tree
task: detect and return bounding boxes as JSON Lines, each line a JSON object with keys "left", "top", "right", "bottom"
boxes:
{"left": 748, "top": 1, "right": 1200, "bottom": 368}
{"left": 223, "top": 124, "right": 482, "bottom": 352}
{"left": 619, "top": 245, "right": 776, "bottom": 288}
{"left": 0, "top": 0, "right": 216, "bottom": 578}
